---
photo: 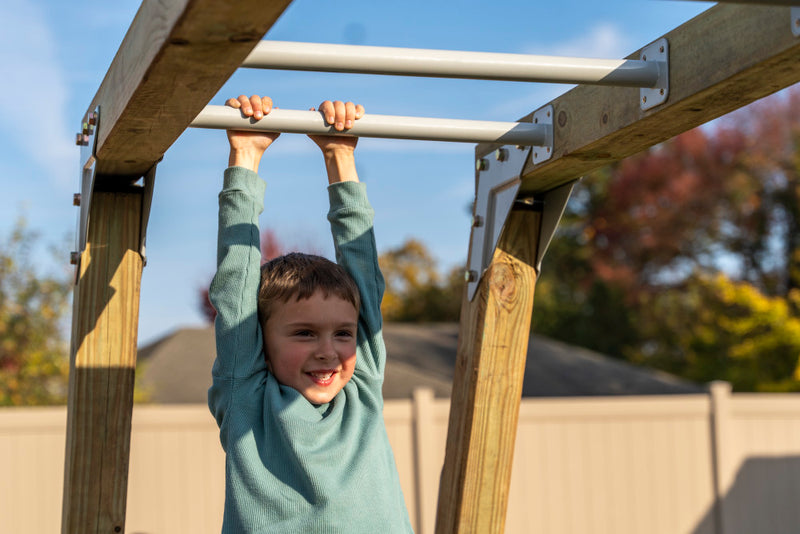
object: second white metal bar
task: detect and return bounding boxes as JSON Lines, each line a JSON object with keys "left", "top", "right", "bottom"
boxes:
{"left": 190, "top": 106, "right": 549, "bottom": 145}
{"left": 242, "top": 41, "right": 663, "bottom": 88}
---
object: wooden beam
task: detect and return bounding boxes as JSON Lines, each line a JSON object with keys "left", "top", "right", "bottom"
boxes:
{"left": 87, "top": 0, "right": 293, "bottom": 177}
{"left": 475, "top": 4, "right": 800, "bottom": 194}
{"left": 62, "top": 191, "right": 144, "bottom": 534}
{"left": 435, "top": 208, "right": 542, "bottom": 534}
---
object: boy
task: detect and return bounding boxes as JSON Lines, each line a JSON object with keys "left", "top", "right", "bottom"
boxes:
{"left": 208, "top": 95, "right": 414, "bottom": 533}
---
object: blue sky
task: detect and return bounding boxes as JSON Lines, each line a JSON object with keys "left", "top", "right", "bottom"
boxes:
{"left": 0, "top": 0, "right": 713, "bottom": 344}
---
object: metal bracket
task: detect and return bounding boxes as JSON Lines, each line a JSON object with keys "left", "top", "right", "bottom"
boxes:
{"left": 72, "top": 107, "right": 100, "bottom": 275}
{"left": 531, "top": 105, "right": 554, "bottom": 164}
{"left": 466, "top": 144, "right": 527, "bottom": 300}
{"left": 465, "top": 105, "right": 554, "bottom": 300}
{"left": 640, "top": 38, "right": 669, "bottom": 111}
{"left": 72, "top": 106, "right": 157, "bottom": 277}
{"left": 793, "top": 7, "right": 799, "bottom": 38}
{"left": 534, "top": 180, "right": 578, "bottom": 274}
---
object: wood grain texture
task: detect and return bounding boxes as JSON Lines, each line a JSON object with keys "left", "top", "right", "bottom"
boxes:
{"left": 62, "top": 192, "right": 144, "bottom": 534}
{"left": 475, "top": 4, "right": 800, "bottom": 195}
{"left": 88, "top": 0, "right": 293, "bottom": 178}
{"left": 435, "top": 209, "right": 542, "bottom": 534}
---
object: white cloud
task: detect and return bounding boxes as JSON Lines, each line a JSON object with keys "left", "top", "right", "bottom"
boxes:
{"left": 0, "top": 1, "right": 74, "bottom": 191}
{"left": 544, "top": 23, "right": 631, "bottom": 59}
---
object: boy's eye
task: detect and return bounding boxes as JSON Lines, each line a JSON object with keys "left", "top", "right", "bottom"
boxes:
{"left": 293, "top": 330, "right": 312, "bottom": 337}
{"left": 336, "top": 330, "right": 355, "bottom": 338}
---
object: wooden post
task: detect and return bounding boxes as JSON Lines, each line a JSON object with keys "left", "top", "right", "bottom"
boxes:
{"left": 436, "top": 207, "right": 542, "bottom": 533}
{"left": 61, "top": 190, "right": 144, "bottom": 534}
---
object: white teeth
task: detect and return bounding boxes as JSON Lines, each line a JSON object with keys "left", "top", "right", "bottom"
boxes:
{"left": 310, "top": 372, "right": 334, "bottom": 380}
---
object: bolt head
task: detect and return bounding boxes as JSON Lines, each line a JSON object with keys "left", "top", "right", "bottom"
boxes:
{"left": 73, "top": 193, "right": 81, "bottom": 206}
{"left": 464, "top": 270, "right": 478, "bottom": 283}
{"left": 87, "top": 112, "right": 97, "bottom": 126}
{"left": 476, "top": 158, "right": 489, "bottom": 172}
{"left": 471, "top": 215, "right": 484, "bottom": 228}
{"left": 494, "top": 148, "right": 508, "bottom": 162}
{"left": 70, "top": 251, "right": 80, "bottom": 265}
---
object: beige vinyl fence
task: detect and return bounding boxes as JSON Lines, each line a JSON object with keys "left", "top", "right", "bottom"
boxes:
{"left": 2, "top": 382, "right": 799, "bottom": 534}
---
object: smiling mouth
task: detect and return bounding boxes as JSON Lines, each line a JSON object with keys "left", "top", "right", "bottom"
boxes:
{"left": 307, "top": 370, "right": 337, "bottom": 386}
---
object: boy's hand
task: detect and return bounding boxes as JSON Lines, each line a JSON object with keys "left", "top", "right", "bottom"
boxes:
{"left": 308, "top": 100, "right": 365, "bottom": 184}
{"left": 225, "top": 95, "right": 280, "bottom": 172}
{"left": 308, "top": 100, "right": 365, "bottom": 154}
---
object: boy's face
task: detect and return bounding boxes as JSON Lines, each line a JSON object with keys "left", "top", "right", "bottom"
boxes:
{"left": 263, "top": 290, "right": 358, "bottom": 405}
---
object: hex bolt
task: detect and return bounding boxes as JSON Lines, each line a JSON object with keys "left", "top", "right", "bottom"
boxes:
{"left": 464, "top": 270, "right": 478, "bottom": 283}
{"left": 476, "top": 158, "right": 489, "bottom": 172}
{"left": 87, "top": 112, "right": 98, "bottom": 126}
{"left": 472, "top": 215, "right": 484, "bottom": 228}
{"left": 70, "top": 252, "right": 80, "bottom": 265}
{"left": 75, "top": 133, "right": 83, "bottom": 146}
{"left": 494, "top": 148, "right": 508, "bottom": 162}
{"left": 73, "top": 193, "right": 81, "bottom": 206}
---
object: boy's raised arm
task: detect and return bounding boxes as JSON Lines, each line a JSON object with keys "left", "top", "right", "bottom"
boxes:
{"left": 310, "top": 101, "right": 387, "bottom": 376}
{"left": 207, "top": 96, "right": 280, "bottom": 430}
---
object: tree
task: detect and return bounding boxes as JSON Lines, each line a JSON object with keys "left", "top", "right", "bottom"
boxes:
{"left": 635, "top": 272, "right": 800, "bottom": 391}
{"left": 0, "top": 219, "right": 71, "bottom": 405}
{"left": 379, "top": 239, "right": 462, "bottom": 322}
{"left": 532, "top": 86, "right": 800, "bottom": 390}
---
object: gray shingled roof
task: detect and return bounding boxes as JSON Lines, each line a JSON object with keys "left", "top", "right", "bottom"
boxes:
{"left": 136, "top": 324, "right": 703, "bottom": 403}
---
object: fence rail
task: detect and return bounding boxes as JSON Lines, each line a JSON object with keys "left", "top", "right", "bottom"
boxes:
{"left": 2, "top": 383, "right": 800, "bottom": 533}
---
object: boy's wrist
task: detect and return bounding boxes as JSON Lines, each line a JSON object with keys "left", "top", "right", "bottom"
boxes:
{"left": 323, "top": 148, "right": 358, "bottom": 184}
{"left": 229, "top": 148, "right": 263, "bottom": 172}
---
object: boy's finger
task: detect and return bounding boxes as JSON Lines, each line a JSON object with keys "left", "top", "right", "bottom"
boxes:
{"left": 344, "top": 102, "right": 356, "bottom": 129}
{"left": 333, "top": 100, "right": 346, "bottom": 130}
{"left": 237, "top": 95, "right": 252, "bottom": 116}
{"left": 319, "top": 100, "right": 335, "bottom": 125}
{"left": 260, "top": 96, "right": 273, "bottom": 115}
{"left": 249, "top": 95, "right": 264, "bottom": 119}
{"left": 225, "top": 97, "right": 241, "bottom": 109}
{"left": 355, "top": 104, "right": 365, "bottom": 120}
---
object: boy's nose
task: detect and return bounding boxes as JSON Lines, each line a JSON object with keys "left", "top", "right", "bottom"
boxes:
{"left": 315, "top": 338, "right": 336, "bottom": 360}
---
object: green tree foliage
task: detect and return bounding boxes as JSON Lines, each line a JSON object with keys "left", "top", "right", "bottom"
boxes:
{"left": 0, "top": 220, "right": 71, "bottom": 405}
{"left": 533, "top": 87, "right": 800, "bottom": 390}
{"left": 379, "top": 239, "right": 462, "bottom": 322}
{"left": 635, "top": 273, "right": 800, "bottom": 391}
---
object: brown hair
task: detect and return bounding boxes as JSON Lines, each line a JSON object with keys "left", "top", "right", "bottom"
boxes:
{"left": 257, "top": 252, "right": 360, "bottom": 326}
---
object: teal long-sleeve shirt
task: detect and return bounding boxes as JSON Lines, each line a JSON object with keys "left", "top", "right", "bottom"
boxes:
{"left": 207, "top": 167, "right": 413, "bottom": 533}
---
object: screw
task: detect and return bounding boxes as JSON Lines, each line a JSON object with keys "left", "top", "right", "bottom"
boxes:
{"left": 659, "top": 88, "right": 665, "bottom": 96}
{"left": 642, "top": 96, "right": 648, "bottom": 104}
{"left": 87, "top": 112, "right": 98, "bottom": 126}
{"left": 70, "top": 252, "right": 80, "bottom": 265}
{"left": 73, "top": 193, "right": 81, "bottom": 206}
{"left": 547, "top": 110, "right": 551, "bottom": 118}
{"left": 75, "top": 133, "right": 82, "bottom": 146}
{"left": 494, "top": 148, "right": 508, "bottom": 162}
{"left": 642, "top": 54, "right": 647, "bottom": 61}
{"left": 476, "top": 158, "right": 489, "bottom": 172}
{"left": 464, "top": 270, "right": 478, "bottom": 283}
{"left": 659, "top": 45, "right": 665, "bottom": 54}
{"left": 534, "top": 152, "right": 539, "bottom": 160}
{"left": 472, "top": 215, "right": 484, "bottom": 228}
{"left": 534, "top": 117, "right": 539, "bottom": 124}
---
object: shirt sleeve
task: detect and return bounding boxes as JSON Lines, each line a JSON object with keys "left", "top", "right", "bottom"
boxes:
{"left": 326, "top": 181, "right": 387, "bottom": 380}
{"left": 207, "top": 167, "right": 267, "bottom": 433}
